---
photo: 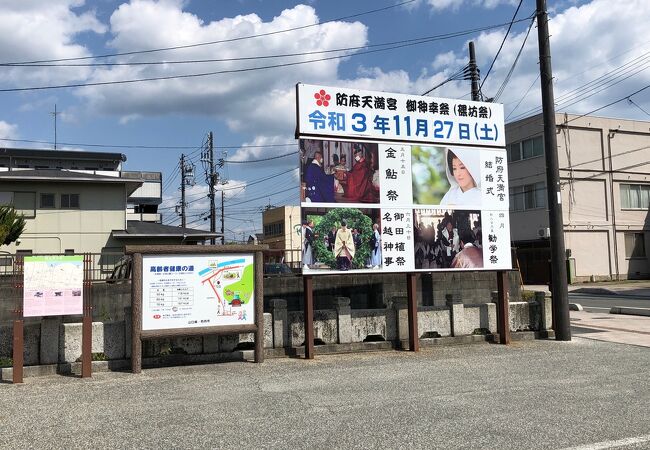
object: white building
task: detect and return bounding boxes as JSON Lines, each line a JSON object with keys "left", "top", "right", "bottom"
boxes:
{"left": 506, "top": 113, "right": 650, "bottom": 283}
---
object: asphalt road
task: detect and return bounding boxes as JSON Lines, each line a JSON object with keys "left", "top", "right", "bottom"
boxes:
{"left": 569, "top": 292, "right": 650, "bottom": 312}
{"left": 2, "top": 339, "right": 650, "bottom": 449}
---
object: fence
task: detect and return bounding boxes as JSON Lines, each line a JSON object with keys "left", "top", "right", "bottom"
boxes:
{"left": 0, "top": 252, "right": 128, "bottom": 284}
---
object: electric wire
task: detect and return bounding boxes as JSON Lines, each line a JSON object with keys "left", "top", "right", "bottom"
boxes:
{"left": 478, "top": 0, "right": 525, "bottom": 94}
{"left": 0, "top": 17, "right": 533, "bottom": 93}
{"left": 1, "top": 0, "right": 419, "bottom": 65}
{"left": 493, "top": 15, "right": 535, "bottom": 102}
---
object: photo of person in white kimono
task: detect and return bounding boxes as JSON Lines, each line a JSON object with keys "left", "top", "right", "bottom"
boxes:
{"left": 440, "top": 147, "right": 481, "bottom": 207}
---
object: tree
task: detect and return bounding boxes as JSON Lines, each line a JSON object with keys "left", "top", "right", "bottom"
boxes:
{"left": 0, "top": 205, "right": 25, "bottom": 246}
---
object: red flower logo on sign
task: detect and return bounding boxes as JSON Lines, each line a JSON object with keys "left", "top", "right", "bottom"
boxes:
{"left": 314, "top": 89, "right": 331, "bottom": 107}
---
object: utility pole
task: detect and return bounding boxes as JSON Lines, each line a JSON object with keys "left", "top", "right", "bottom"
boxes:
{"left": 177, "top": 154, "right": 195, "bottom": 228}
{"left": 221, "top": 190, "right": 225, "bottom": 245}
{"left": 468, "top": 42, "right": 480, "bottom": 101}
{"left": 209, "top": 132, "right": 217, "bottom": 245}
{"left": 220, "top": 150, "right": 227, "bottom": 245}
{"left": 204, "top": 132, "right": 217, "bottom": 245}
{"left": 537, "top": 0, "right": 571, "bottom": 341}
{"left": 179, "top": 154, "right": 186, "bottom": 228}
{"left": 50, "top": 104, "right": 61, "bottom": 150}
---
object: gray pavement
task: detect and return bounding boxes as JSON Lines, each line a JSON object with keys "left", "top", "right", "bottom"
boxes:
{"left": 1, "top": 338, "right": 650, "bottom": 449}
{"left": 569, "top": 292, "right": 650, "bottom": 312}
{"left": 525, "top": 280, "right": 650, "bottom": 298}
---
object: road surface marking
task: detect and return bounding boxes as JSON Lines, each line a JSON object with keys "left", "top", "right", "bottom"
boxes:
{"left": 561, "top": 434, "right": 650, "bottom": 449}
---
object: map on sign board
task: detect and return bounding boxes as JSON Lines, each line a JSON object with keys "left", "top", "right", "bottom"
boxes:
{"left": 23, "top": 255, "right": 84, "bottom": 317}
{"left": 296, "top": 83, "right": 511, "bottom": 275}
{"left": 141, "top": 254, "right": 255, "bottom": 331}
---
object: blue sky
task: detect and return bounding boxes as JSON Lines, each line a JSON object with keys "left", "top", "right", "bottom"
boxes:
{"left": 0, "top": 0, "right": 648, "bottom": 241}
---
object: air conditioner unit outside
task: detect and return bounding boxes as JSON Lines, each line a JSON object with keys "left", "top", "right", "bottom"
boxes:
{"left": 538, "top": 227, "right": 550, "bottom": 238}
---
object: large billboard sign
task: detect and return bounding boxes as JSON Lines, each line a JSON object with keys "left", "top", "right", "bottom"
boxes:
{"left": 296, "top": 83, "right": 511, "bottom": 275}
{"left": 296, "top": 83, "right": 505, "bottom": 147}
{"left": 141, "top": 254, "right": 255, "bottom": 331}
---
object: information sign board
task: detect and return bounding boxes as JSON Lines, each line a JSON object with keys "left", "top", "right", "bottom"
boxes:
{"left": 141, "top": 253, "right": 255, "bottom": 331}
{"left": 23, "top": 255, "right": 83, "bottom": 317}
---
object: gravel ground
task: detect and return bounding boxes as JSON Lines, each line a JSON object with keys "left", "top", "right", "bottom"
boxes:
{"left": 1, "top": 338, "right": 649, "bottom": 449}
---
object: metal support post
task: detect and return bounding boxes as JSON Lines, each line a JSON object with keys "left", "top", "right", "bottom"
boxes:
{"left": 406, "top": 273, "right": 419, "bottom": 352}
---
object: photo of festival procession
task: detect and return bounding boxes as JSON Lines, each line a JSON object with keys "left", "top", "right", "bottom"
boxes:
{"left": 300, "top": 139, "right": 380, "bottom": 204}
{"left": 412, "top": 145, "right": 482, "bottom": 207}
{"left": 301, "top": 207, "right": 382, "bottom": 272}
{"left": 413, "top": 209, "right": 483, "bottom": 270}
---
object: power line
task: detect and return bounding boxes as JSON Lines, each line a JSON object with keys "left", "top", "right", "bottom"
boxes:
{"left": 0, "top": 17, "right": 533, "bottom": 93}
{"left": 0, "top": 136, "right": 296, "bottom": 151}
{"left": 493, "top": 16, "right": 535, "bottom": 102}
{"left": 1, "top": 0, "right": 418, "bottom": 65}
{"left": 159, "top": 166, "right": 298, "bottom": 210}
{"left": 564, "top": 83, "right": 650, "bottom": 124}
{"left": 508, "top": 50, "right": 650, "bottom": 122}
{"left": 479, "top": 1, "right": 525, "bottom": 94}
{"left": 505, "top": 74, "right": 539, "bottom": 121}
{"left": 627, "top": 96, "right": 650, "bottom": 118}
{"left": 224, "top": 150, "right": 296, "bottom": 164}
{"left": 225, "top": 186, "right": 297, "bottom": 207}
{"left": 420, "top": 66, "right": 469, "bottom": 96}
{"left": 2, "top": 32, "right": 486, "bottom": 69}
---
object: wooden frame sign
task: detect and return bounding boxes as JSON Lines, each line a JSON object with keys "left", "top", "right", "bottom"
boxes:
{"left": 126, "top": 245, "right": 266, "bottom": 373}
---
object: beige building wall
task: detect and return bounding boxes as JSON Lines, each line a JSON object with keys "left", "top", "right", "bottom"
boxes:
{"left": 261, "top": 205, "right": 302, "bottom": 265}
{"left": 1, "top": 181, "right": 126, "bottom": 255}
{"left": 507, "top": 113, "right": 650, "bottom": 281}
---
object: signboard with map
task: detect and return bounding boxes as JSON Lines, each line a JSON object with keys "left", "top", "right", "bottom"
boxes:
{"left": 141, "top": 253, "right": 255, "bottom": 331}
{"left": 23, "top": 255, "right": 83, "bottom": 317}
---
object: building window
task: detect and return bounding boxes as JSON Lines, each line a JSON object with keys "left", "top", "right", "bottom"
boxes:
{"left": 625, "top": 232, "right": 646, "bottom": 258}
{"left": 40, "top": 193, "right": 55, "bottom": 208}
{"left": 507, "top": 136, "right": 543, "bottom": 162}
{"left": 14, "top": 192, "right": 36, "bottom": 218}
{"left": 620, "top": 184, "right": 650, "bottom": 209}
{"left": 263, "top": 222, "right": 284, "bottom": 237}
{"left": 61, "top": 193, "right": 80, "bottom": 208}
{"left": 510, "top": 182, "right": 546, "bottom": 211}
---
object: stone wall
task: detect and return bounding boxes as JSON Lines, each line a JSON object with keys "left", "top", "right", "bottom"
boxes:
{"left": 1, "top": 270, "right": 522, "bottom": 323}
{"left": 0, "top": 292, "right": 551, "bottom": 367}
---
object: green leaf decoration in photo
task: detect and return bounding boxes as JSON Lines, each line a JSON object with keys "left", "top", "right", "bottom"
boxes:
{"left": 311, "top": 208, "right": 373, "bottom": 270}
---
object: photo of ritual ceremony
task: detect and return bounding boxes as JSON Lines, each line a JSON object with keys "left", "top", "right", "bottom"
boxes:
{"left": 300, "top": 139, "right": 380, "bottom": 204}
{"left": 413, "top": 209, "right": 483, "bottom": 270}
{"left": 301, "top": 207, "right": 382, "bottom": 272}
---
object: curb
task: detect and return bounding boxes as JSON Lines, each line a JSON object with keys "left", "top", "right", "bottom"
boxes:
{"left": 609, "top": 306, "right": 650, "bottom": 317}
{"left": 571, "top": 288, "right": 617, "bottom": 296}
{"left": 569, "top": 303, "right": 583, "bottom": 311}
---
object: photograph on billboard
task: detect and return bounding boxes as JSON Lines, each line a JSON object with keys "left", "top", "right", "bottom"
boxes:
{"left": 142, "top": 254, "right": 255, "bottom": 331}
{"left": 300, "top": 139, "right": 380, "bottom": 204}
{"left": 23, "top": 255, "right": 84, "bottom": 317}
{"left": 413, "top": 209, "right": 482, "bottom": 270}
{"left": 301, "top": 207, "right": 382, "bottom": 272}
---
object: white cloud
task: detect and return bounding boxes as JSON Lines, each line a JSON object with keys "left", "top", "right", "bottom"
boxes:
{"left": 0, "top": 121, "right": 19, "bottom": 140}
{"left": 406, "top": 0, "right": 518, "bottom": 12}
{"left": 393, "top": 0, "right": 650, "bottom": 122}
{"left": 0, "top": 0, "right": 105, "bottom": 86}
{"left": 78, "top": 2, "right": 368, "bottom": 137}
{"left": 229, "top": 135, "right": 297, "bottom": 164}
